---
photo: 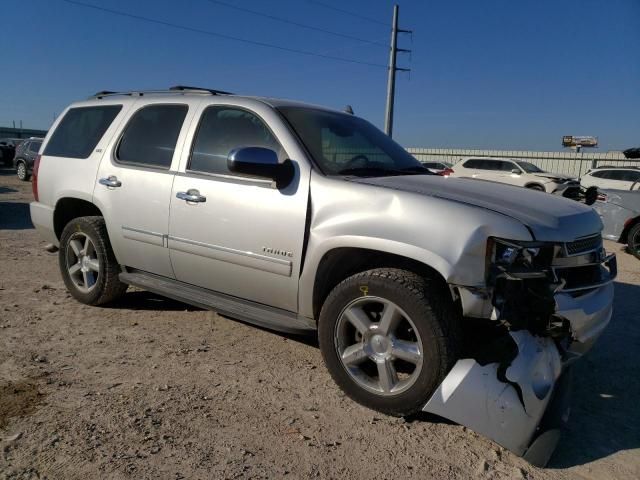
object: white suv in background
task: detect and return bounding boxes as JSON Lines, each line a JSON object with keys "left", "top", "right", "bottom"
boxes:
{"left": 450, "top": 157, "right": 577, "bottom": 192}
{"left": 580, "top": 166, "right": 640, "bottom": 191}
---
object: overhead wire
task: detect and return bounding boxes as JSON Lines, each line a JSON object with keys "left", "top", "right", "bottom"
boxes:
{"left": 204, "top": 0, "right": 388, "bottom": 48}
{"left": 307, "top": 1, "right": 389, "bottom": 27}
{"left": 57, "top": 0, "right": 388, "bottom": 69}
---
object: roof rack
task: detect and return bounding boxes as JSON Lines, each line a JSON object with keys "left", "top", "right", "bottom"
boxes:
{"left": 90, "top": 85, "right": 233, "bottom": 99}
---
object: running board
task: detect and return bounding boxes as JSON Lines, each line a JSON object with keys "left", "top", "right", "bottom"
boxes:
{"left": 119, "top": 271, "right": 316, "bottom": 335}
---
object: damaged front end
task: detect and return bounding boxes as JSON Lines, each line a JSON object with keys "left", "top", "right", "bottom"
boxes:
{"left": 424, "top": 234, "right": 616, "bottom": 466}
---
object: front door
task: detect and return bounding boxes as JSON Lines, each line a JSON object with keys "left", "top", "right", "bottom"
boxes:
{"left": 168, "top": 102, "right": 310, "bottom": 312}
{"left": 94, "top": 101, "right": 194, "bottom": 278}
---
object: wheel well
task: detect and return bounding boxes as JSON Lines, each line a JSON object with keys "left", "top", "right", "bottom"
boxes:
{"left": 524, "top": 182, "right": 545, "bottom": 190}
{"left": 620, "top": 216, "right": 640, "bottom": 244}
{"left": 53, "top": 198, "right": 103, "bottom": 239}
{"left": 312, "top": 247, "right": 449, "bottom": 320}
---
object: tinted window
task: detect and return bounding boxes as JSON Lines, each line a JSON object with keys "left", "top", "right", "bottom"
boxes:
{"left": 619, "top": 170, "right": 640, "bottom": 182}
{"left": 29, "top": 141, "right": 42, "bottom": 153}
{"left": 189, "top": 106, "right": 282, "bottom": 175}
{"left": 590, "top": 170, "right": 607, "bottom": 178}
{"left": 44, "top": 106, "right": 122, "bottom": 159}
{"left": 117, "top": 105, "right": 188, "bottom": 169}
{"left": 483, "top": 160, "right": 504, "bottom": 171}
{"left": 463, "top": 159, "right": 483, "bottom": 169}
{"left": 606, "top": 170, "right": 627, "bottom": 181}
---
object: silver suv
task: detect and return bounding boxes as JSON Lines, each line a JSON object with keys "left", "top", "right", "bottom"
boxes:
{"left": 30, "top": 86, "right": 616, "bottom": 466}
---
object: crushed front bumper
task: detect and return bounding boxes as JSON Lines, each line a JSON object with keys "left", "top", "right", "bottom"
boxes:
{"left": 426, "top": 277, "right": 614, "bottom": 466}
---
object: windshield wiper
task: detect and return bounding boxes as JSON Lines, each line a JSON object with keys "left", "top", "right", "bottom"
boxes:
{"left": 398, "top": 165, "right": 433, "bottom": 174}
{"left": 337, "top": 166, "right": 431, "bottom": 177}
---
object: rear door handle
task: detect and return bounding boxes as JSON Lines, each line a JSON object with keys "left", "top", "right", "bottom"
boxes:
{"left": 99, "top": 176, "right": 122, "bottom": 188}
{"left": 176, "top": 189, "right": 206, "bottom": 203}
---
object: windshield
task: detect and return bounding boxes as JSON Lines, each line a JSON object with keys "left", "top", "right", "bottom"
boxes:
{"left": 278, "top": 106, "right": 429, "bottom": 177}
{"left": 517, "top": 161, "right": 544, "bottom": 173}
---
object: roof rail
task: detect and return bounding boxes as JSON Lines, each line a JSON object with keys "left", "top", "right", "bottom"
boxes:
{"left": 169, "top": 85, "right": 233, "bottom": 95}
{"left": 90, "top": 85, "right": 233, "bottom": 100}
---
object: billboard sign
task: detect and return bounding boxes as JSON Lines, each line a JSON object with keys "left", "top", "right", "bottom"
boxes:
{"left": 562, "top": 135, "right": 598, "bottom": 147}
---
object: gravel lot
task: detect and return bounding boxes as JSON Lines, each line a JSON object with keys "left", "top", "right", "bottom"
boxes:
{"left": 1, "top": 167, "right": 639, "bottom": 479}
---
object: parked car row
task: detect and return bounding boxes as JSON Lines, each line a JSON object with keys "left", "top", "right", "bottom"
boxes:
{"left": 0, "top": 136, "right": 44, "bottom": 180}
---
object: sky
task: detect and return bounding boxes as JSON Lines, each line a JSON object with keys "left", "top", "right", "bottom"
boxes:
{"left": 2, "top": 0, "right": 639, "bottom": 151}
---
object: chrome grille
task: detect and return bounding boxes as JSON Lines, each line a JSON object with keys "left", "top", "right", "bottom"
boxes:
{"left": 565, "top": 235, "right": 602, "bottom": 256}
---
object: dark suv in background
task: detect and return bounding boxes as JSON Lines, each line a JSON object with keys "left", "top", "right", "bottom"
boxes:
{"left": 13, "top": 137, "right": 43, "bottom": 181}
{"left": 0, "top": 138, "right": 24, "bottom": 167}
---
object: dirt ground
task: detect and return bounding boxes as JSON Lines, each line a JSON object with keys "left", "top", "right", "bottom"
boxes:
{"left": 0, "top": 166, "right": 639, "bottom": 480}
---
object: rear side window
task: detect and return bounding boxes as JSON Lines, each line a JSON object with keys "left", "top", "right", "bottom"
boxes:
{"left": 44, "top": 105, "right": 122, "bottom": 159}
{"left": 463, "top": 159, "right": 482, "bottom": 169}
{"left": 116, "top": 104, "right": 188, "bottom": 169}
{"left": 189, "top": 106, "right": 282, "bottom": 175}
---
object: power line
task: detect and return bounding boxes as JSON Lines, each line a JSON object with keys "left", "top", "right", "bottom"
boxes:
{"left": 57, "top": 0, "right": 387, "bottom": 69}
{"left": 308, "top": 1, "right": 389, "bottom": 27}
{"left": 204, "top": 0, "right": 387, "bottom": 48}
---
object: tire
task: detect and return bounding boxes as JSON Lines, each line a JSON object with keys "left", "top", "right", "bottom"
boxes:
{"left": 627, "top": 223, "right": 640, "bottom": 260}
{"left": 16, "top": 160, "right": 30, "bottom": 181}
{"left": 526, "top": 184, "right": 545, "bottom": 192}
{"left": 318, "top": 268, "right": 460, "bottom": 417}
{"left": 59, "top": 216, "right": 127, "bottom": 305}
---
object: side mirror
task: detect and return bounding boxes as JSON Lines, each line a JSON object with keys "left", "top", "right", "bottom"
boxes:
{"left": 511, "top": 168, "right": 521, "bottom": 174}
{"left": 227, "top": 147, "right": 293, "bottom": 187}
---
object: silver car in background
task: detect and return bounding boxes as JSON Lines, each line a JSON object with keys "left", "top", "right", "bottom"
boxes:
{"left": 29, "top": 86, "right": 616, "bottom": 466}
{"left": 593, "top": 189, "right": 640, "bottom": 259}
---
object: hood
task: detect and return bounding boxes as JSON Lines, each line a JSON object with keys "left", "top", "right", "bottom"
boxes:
{"left": 533, "top": 172, "right": 575, "bottom": 181}
{"left": 352, "top": 175, "right": 602, "bottom": 242}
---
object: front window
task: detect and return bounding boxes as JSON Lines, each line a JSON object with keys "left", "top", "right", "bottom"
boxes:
{"left": 516, "top": 161, "right": 543, "bottom": 173}
{"left": 278, "top": 106, "right": 429, "bottom": 177}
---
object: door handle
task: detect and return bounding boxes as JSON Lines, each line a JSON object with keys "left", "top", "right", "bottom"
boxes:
{"left": 176, "top": 189, "right": 206, "bottom": 203}
{"left": 99, "top": 175, "right": 122, "bottom": 188}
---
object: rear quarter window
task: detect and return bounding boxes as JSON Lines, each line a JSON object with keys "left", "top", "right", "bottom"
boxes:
{"left": 44, "top": 105, "right": 122, "bottom": 159}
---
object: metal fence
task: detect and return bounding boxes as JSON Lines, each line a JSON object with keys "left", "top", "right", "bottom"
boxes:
{"left": 407, "top": 148, "right": 638, "bottom": 178}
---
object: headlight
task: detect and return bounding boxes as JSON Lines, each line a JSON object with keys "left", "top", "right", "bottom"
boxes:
{"left": 487, "top": 238, "right": 555, "bottom": 269}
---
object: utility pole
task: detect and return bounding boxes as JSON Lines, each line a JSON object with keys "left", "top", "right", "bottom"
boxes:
{"left": 384, "top": 4, "right": 411, "bottom": 138}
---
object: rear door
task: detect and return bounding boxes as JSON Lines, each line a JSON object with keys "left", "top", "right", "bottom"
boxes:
{"left": 93, "top": 99, "right": 198, "bottom": 278}
{"left": 168, "top": 100, "right": 310, "bottom": 312}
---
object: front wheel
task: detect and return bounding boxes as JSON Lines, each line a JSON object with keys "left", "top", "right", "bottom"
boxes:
{"left": 526, "top": 184, "right": 545, "bottom": 192}
{"left": 627, "top": 223, "right": 640, "bottom": 260}
{"left": 318, "top": 268, "right": 460, "bottom": 416}
{"left": 59, "top": 216, "right": 127, "bottom": 305}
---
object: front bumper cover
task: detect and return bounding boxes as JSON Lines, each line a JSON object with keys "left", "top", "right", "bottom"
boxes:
{"left": 426, "top": 278, "right": 614, "bottom": 466}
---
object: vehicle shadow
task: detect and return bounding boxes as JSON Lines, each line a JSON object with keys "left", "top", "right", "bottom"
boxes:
{"left": 548, "top": 280, "right": 640, "bottom": 467}
{"left": 0, "top": 202, "right": 34, "bottom": 230}
{"left": 107, "top": 290, "right": 203, "bottom": 312}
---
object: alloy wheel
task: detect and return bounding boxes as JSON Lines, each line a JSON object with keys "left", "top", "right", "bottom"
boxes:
{"left": 65, "top": 232, "right": 100, "bottom": 293}
{"left": 334, "top": 296, "right": 424, "bottom": 396}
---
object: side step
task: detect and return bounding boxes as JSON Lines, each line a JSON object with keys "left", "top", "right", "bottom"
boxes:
{"left": 119, "top": 271, "right": 316, "bottom": 335}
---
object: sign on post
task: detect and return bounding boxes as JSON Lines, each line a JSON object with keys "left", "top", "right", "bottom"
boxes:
{"left": 562, "top": 136, "right": 598, "bottom": 148}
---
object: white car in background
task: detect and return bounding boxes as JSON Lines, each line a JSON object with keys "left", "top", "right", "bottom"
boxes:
{"left": 580, "top": 166, "right": 640, "bottom": 191}
{"left": 450, "top": 157, "right": 578, "bottom": 192}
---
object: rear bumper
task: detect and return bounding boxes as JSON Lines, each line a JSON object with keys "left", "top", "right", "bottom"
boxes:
{"left": 30, "top": 201, "right": 58, "bottom": 246}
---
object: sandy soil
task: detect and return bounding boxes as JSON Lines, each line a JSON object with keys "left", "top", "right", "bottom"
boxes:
{"left": 1, "top": 167, "right": 639, "bottom": 480}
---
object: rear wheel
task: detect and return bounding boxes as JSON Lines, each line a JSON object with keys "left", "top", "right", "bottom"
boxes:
{"left": 59, "top": 216, "right": 127, "bottom": 305}
{"left": 318, "top": 268, "right": 459, "bottom": 416}
{"left": 627, "top": 223, "right": 640, "bottom": 260}
{"left": 16, "top": 160, "right": 30, "bottom": 181}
